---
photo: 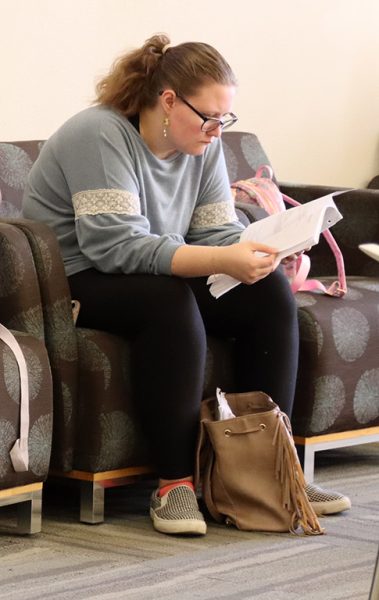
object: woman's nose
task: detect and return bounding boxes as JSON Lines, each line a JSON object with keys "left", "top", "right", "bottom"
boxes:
{"left": 207, "top": 124, "right": 222, "bottom": 138}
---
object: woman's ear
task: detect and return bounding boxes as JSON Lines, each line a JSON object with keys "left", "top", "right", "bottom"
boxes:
{"left": 159, "top": 90, "right": 177, "bottom": 114}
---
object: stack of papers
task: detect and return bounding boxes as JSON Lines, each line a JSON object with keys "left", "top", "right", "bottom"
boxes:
{"left": 208, "top": 191, "right": 345, "bottom": 299}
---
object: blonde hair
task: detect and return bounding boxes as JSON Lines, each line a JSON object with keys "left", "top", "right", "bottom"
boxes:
{"left": 95, "top": 34, "right": 237, "bottom": 116}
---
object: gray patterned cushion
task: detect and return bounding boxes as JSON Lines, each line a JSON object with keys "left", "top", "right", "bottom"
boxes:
{"left": 0, "top": 221, "right": 53, "bottom": 489}
{"left": 10, "top": 219, "right": 79, "bottom": 471}
{"left": 292, "top": 277, "right": 379, "bottom": 435}
{"left": 1, "top": 135, "right": 378, "bottom": 481}
{"left": 222, "top": 133, "right": 379, "bottom": 438}
{"left": 0, "top": 332, "right": 53, "bottom": 490}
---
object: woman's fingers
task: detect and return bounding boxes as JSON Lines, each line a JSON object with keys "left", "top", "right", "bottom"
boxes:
{"left": 216, "top": 241, "right": 279, "bottom": 284}
{"left": 247, "top": 241, "right": 278, "bottom": 256}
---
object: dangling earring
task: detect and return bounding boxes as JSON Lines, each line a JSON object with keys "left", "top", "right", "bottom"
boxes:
{"left": 163, "top": 117, "right": 170, "bottom": 138}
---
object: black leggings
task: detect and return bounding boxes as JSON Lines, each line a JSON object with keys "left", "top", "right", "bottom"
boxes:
{"left": 68, "top": 269, "right": 299, "bottom": 479}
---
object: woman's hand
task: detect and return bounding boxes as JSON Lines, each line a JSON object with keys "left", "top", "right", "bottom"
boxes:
{"left": 280, "top": 247, "right": 311, "bottom": 266}
{"left": 215, "top": 241, "right": 279, "bottom": 284}
{"left": 281, "top": 253, "right": 300, "bottom": 265}
{"left": 171, "top": 242, "right": 278, "bottom": 281}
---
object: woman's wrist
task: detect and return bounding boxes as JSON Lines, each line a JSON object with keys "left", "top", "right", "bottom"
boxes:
{"left": 211, "top": 246, "right": 225, "bottom": 276}
{"left": 171, "top": 244, "right": 225, "bottom": 278}
{"left": 211, "top": 247, "right": 218, "bottom": 276}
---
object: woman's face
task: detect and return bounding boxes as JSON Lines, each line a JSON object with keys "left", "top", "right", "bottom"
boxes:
{"left": 165, "top": 83, "right": 236, "bottom": 156}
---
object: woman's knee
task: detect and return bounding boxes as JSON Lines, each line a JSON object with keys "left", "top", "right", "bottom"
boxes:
{"left": 275, "top": 270, "right": 297, "bottom": 312}
{"left": 238, "top": 269, "right": 297, "bottom": 321}
{"left": 147, "top": 276, "right": 207, "bottom": 341}
{"left": 148, "top": 276, "right": 201, "bottom": 319}
{"left": 260, "top": 270, "right": 296, "bottom": 312}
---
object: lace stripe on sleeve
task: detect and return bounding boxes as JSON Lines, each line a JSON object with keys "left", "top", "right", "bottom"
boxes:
{"left": 190, "top": 201, "right": 238, "bottom": 230}
{"left": 72, "top": 189, "right": 140, "bottom": 219}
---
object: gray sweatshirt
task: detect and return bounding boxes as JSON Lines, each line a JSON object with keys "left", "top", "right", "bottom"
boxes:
{"left": 23, "top": 105, "right": 244, "bottom": 277}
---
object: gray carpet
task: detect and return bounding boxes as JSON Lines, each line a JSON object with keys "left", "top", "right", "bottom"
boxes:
{"left": 1, "top": 443, "right": 378, "bottom": 600}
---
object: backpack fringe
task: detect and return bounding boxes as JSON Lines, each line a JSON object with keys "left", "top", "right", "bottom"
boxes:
{"left": 273, "top": 411, "right": 325, "bottom": 536}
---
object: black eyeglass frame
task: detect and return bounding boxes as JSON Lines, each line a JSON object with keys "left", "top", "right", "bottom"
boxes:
{"left": 159, "top": 90, "right": 238, "bottom": 132}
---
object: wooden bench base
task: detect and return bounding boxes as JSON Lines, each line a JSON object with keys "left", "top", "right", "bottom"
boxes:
{"left": 0, "top": 482, "right": 43, "bottom": 534}
{"left": 49, "top": 466, "right": 153, "bottom": 524}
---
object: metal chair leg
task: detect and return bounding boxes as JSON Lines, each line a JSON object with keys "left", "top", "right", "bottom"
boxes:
{"left": 302, "top": 445, "right": 316, "bottom": 482}
{"left": 16, "top": 489, "right": 42, "bottom": 534}
{"left": 296, "top": 444, "right": 315, "bottom": 482}
{"left": 369, "top": 546, "right": 379, "bottom": 600}
{"left": 79, "top": 480, "right": 104, "bottom": 524}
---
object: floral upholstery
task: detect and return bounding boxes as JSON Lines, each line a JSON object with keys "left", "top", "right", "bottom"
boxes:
{"left": 0, "top": 217, "right": 236, "bottom": 473}
{"left": 0, "top": 142, "right": 43, "bottom": 217}
{"left": 222, "top": 131, "right": 379, "bottom": 437}
{"left": 72, "top": 329, "right": 235, "bottom": 472}
{"left": 293, "top": 279, "right": 379, "bottom": 435}
{"left": 0, "top": 141, "right": 237, "bottom": 474}
{"left": 1, "top": 135, "right": 378, "bottom": 483}
{"left": 0, "top": 332, "right": 53, "bottom": 490}
{"left": 0, "top": 222, "right": 53, "bottom": 490}
{"left": 10, "top": 219, "right": 79, "bottom": 471}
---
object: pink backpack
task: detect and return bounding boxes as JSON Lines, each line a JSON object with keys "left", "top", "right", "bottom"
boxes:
{"left": 231, "top": 165, "right": 346, "bottom": 297}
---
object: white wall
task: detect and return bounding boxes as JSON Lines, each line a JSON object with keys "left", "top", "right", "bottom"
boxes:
{"left": 1, "top": 0, "right": 378, "bottom": 187}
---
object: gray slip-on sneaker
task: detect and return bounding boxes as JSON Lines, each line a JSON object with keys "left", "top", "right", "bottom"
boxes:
{"left": 150, "top": 484, "right": 207, "bottom": 535}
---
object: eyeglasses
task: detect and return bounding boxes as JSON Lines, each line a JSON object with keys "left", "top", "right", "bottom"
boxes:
{"left": 158, "top": 90, "right": 238, "bottom": 133}
{"left": 177, "top": 95, "right": 238, "bottom": 132}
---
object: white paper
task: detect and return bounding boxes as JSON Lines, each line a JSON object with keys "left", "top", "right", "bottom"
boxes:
{"left": 216, "top": 387, "right": 236, "bottom": 420}
{"left": 208, "top": 191, "right": 347, "bottom": 299}
{"left": 359, "top": 243, "right": 379, "bottom": 262}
